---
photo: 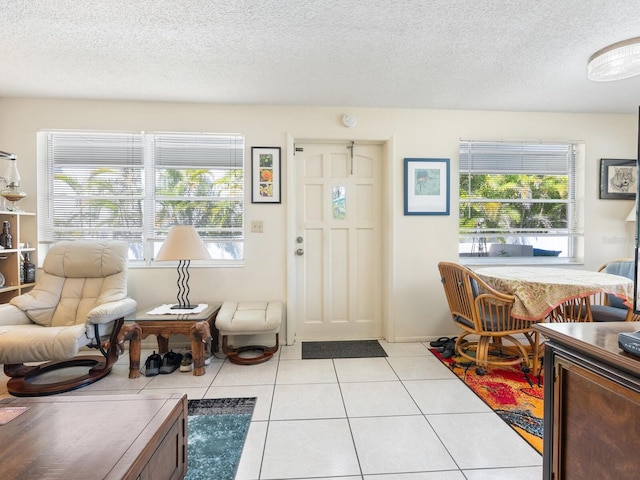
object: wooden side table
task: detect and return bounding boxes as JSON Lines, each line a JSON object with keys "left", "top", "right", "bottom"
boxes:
{"left": 119, "top": 303, "right": 221, "bottom": 378}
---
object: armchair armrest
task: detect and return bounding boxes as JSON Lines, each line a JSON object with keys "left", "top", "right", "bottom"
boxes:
{"left": 0, "top": 303, "right": 32, "bottom": 326}
{"left": 86, "top": 298, "right": 138, "bottom": 325}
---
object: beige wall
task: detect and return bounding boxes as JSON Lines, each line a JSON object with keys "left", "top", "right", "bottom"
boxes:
{"left": 0, "top": 98, "right": 636, "bottom": 342}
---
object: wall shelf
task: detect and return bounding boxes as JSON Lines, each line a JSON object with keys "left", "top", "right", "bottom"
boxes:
{"left": 0, "top": 211, "right": 36, "bottom": 304}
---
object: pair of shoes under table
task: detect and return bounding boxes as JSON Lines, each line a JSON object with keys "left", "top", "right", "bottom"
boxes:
{"left": 144, "top": 350, "right": 183, "bottom": 376}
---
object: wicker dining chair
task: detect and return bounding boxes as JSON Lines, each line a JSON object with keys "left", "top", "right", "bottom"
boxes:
{"left": 437, "top": 261, "right": 538, "bottom": 375}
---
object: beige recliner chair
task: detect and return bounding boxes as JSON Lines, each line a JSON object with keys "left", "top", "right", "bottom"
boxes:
{"left": 0, "top": 240, "right": 137, "bottom": 396}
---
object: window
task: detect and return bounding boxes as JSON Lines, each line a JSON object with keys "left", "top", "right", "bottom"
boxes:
{"left": 459, "top": 140, "right": 581, "bottom": 260}
{"left": 37, "top": 131, "right": 244, "bottom": 264}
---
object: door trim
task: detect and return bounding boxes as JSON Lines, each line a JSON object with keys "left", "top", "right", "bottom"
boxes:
{"left": 285, "top": 133, "right": 396, "bottom": 346}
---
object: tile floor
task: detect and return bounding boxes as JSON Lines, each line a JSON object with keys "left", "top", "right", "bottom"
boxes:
{"left": 0, "top": 340, "right": 543, "bottom": 479}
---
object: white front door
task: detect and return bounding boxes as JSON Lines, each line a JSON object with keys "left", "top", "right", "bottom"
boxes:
{"left": 294, "top": 142, "right": 382, "bottom": 340}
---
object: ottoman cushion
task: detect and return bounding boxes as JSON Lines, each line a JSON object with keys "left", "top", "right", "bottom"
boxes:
{"left": 216, "top": 301, "right": 282, "bottom": 336}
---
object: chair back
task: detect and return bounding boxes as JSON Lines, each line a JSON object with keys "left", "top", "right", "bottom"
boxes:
{"left": 438, "top": 262, "right": 479, "bottom": 330}
{"left": 600, "top": 259, "right": 635, "bottom": 309}
{"left": 11, "top": 240, "right": 129, "bottom": 327}
{"left": 438, "top": 261, "right": 518, "bottom": 333}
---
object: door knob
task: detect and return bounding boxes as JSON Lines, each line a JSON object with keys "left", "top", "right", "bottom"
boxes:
{"left": 296, "top": 248, "right": 304, "bottom": 256}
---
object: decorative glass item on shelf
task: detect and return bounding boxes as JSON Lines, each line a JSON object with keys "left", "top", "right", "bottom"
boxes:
{"left": 0, "top": 151, "right": 27, "bottom": 211}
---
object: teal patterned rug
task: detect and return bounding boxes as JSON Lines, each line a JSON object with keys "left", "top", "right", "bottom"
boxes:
{"left": 186, "top": 398, "right": 256, "bottom": 480}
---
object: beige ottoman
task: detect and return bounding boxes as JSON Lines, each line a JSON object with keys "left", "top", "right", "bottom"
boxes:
{"left": 215, "top": 301, "right": 282, "bottom": 365}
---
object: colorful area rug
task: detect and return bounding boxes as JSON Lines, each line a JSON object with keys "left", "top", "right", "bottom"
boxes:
{"left": 430, "top": 349, "right": 544, "bottom": 454}
{"left": 186, "top": 397, "right": 256, "bottom": 480}
{"left": 302, "top": 340, "right": 388, "bottom": 359}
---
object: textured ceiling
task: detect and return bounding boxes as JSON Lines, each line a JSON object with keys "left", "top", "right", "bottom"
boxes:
{"left": 1, "top": 0, "right": 639, "bottom": 113}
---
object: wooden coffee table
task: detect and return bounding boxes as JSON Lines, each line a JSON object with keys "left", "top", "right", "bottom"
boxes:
{"left": 120, "top": 303, "right": 221, "bottom": 378}
{"left": 0, "top": 393, "right": 187, "bottom": 480}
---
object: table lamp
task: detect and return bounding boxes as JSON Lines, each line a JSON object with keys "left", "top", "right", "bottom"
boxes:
{"left": 155, "top": 225, "right": 211, "bottom": 309}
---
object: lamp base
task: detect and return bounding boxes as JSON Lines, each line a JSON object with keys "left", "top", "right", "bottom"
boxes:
{"left": 170, "top": 304, "right": 198, "bottom": 310}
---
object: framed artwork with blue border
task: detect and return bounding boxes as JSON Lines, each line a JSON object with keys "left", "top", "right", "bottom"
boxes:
{"left": 404, "top": 158, "right": 450, "bottom": 215}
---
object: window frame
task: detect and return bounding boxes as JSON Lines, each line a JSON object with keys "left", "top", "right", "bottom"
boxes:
{"left": 37, "top": 130, "right": 245, "bottom": 266}
{"left": 458, "top": 139, "right": 583, "bottom": 263}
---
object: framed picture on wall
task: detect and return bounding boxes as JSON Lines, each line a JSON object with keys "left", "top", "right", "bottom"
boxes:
{"left": 251, "top": 146, "right": 281, "bottom": 203}
{"left": 404, "top": 158, "right": 450, "bottom": 215}
{"left": 599, "top": 158, "right": 636, "bottom": 200}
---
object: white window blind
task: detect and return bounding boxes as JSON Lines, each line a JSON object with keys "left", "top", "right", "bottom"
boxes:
{"left": 459, "top": 140, "right": 581, "bottom": 259}
{"left": 37, "top": 130, "right": 244, "bottom": 263}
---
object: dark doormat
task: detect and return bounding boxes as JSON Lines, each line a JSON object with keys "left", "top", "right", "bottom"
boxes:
{"left": 301, "top": 340, "right": 388, "bottom": 359}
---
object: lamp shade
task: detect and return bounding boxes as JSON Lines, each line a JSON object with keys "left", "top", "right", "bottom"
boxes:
{"left": 155, "top": 225, "right": 211, "bottom": 261}
{"left": 588, "top": 37, "right": 640, "bottom": 81}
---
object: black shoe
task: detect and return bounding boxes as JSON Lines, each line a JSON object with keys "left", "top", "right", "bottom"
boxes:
{"left": 429, "top": 337, "right": 451, "bottom": 348}
{"left": 144, "top": 351, "right": 162, "bottom": 377}
{"left": 440, "top": 340, "right": 456, "bottom": 359}
{"left": 159, "top": 350, "right": 183, "bottom": 374}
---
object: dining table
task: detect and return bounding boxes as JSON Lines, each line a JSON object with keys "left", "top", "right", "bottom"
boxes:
{"left": 474, "top": 266, "right": 634, "bottom": 322}
{"left": 474, "top": 266, "right": 635, "bottom": 375}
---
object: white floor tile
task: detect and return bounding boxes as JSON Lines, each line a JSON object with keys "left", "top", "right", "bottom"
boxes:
{"left": 463, "top": 466, "right": 543, "bottom": 480}
{"left": 271, "top": 383, "right": 346, "bottom": 420}
{"left": 364, "top": 472, "right": 466, "bottom": 480}
{"left": 427, "top": 412, "right": 542, "bottom": 469}
{"left": 340, "top": 381, "right": 420, "bottom": 417}
{"left": 386, "top": 356, "right": 457, "bottom": 380}
{"left": 235, "top": 420, "right": 267, "bottom": 480}
{"left": 278, "top": 343, "right": 302, "bottom": 360}
{"left": 378, "top": 340, "right": 432, "bottom": 357}
{"left": 73, "top": 364, "right": 153, "bottom": 392}
{"left": 260, "top": 419, "right": 360, "bottom": 479}
{"left": 69, "top": 388, "right": 143, "bottom": 396}
{"left": 275, "top": 359, "right": 337, "bottom": 384}
{"left": 211, "top": 359, "right": 278, "bottom": 386}
{"left": 334, "top": 357, "right": 398, "bottom": 382}
{"left": 404, "top": 379, "right": 491, "bottom": 414}
{"left": 350, "top": 415, "right": 458, "bottom": 474}
{"left": 138, "top": 387, "right": 208, "bottom": 399}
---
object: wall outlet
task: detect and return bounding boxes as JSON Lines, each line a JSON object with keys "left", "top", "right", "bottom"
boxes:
{"left": 251, "top": 220, "right": 264, "bottom": 233}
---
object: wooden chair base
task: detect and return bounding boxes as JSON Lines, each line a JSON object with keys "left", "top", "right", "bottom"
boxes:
{"left": 5, "top": 356, "right": 115, "bottom": 397}
{"left": 455, "top": 333, "right": 532, "bottom": 373}
{"left": 222, "top": 333, "right": 279, "bottom": 365}
{"left": 4, "top": 318, "right": 124, "bottom": 397}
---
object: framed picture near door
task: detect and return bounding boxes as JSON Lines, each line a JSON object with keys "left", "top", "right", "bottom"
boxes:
{"left": 404, "top": 157, "right": 450, "bottom": 215}
{"left": 252, "top": 146, "right": 281, "bottom": 203}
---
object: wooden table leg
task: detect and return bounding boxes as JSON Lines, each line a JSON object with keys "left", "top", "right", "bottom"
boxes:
{"left": 156, "top": 335, "right": 170, "bottom": 354}
{"left": 117, "top": 323, "right": 142, "bottom": 379}
{"left": 191, "top": 321, "right": 212, "bottom": 376}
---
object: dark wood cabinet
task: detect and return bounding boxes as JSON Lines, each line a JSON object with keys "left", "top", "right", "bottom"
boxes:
{"left": 0, "top": 393, "right": 187, "bottom": 479}
{"left": 535, "top": 322, "right": 640, "bottom": 480}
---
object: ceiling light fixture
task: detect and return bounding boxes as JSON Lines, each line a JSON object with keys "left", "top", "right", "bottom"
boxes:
{"left": 588, "top": 37, "right": 640, "bottom": 81}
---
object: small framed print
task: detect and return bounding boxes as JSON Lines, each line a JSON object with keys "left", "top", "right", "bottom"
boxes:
{"left": 600, "top": 158, "right": 636, "bottom": 200}
{"left": 404, "top": 158, "right": 450, "bottom": 215}
{"left": 251, "top": 146, "right": 281, "bottom": 203}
